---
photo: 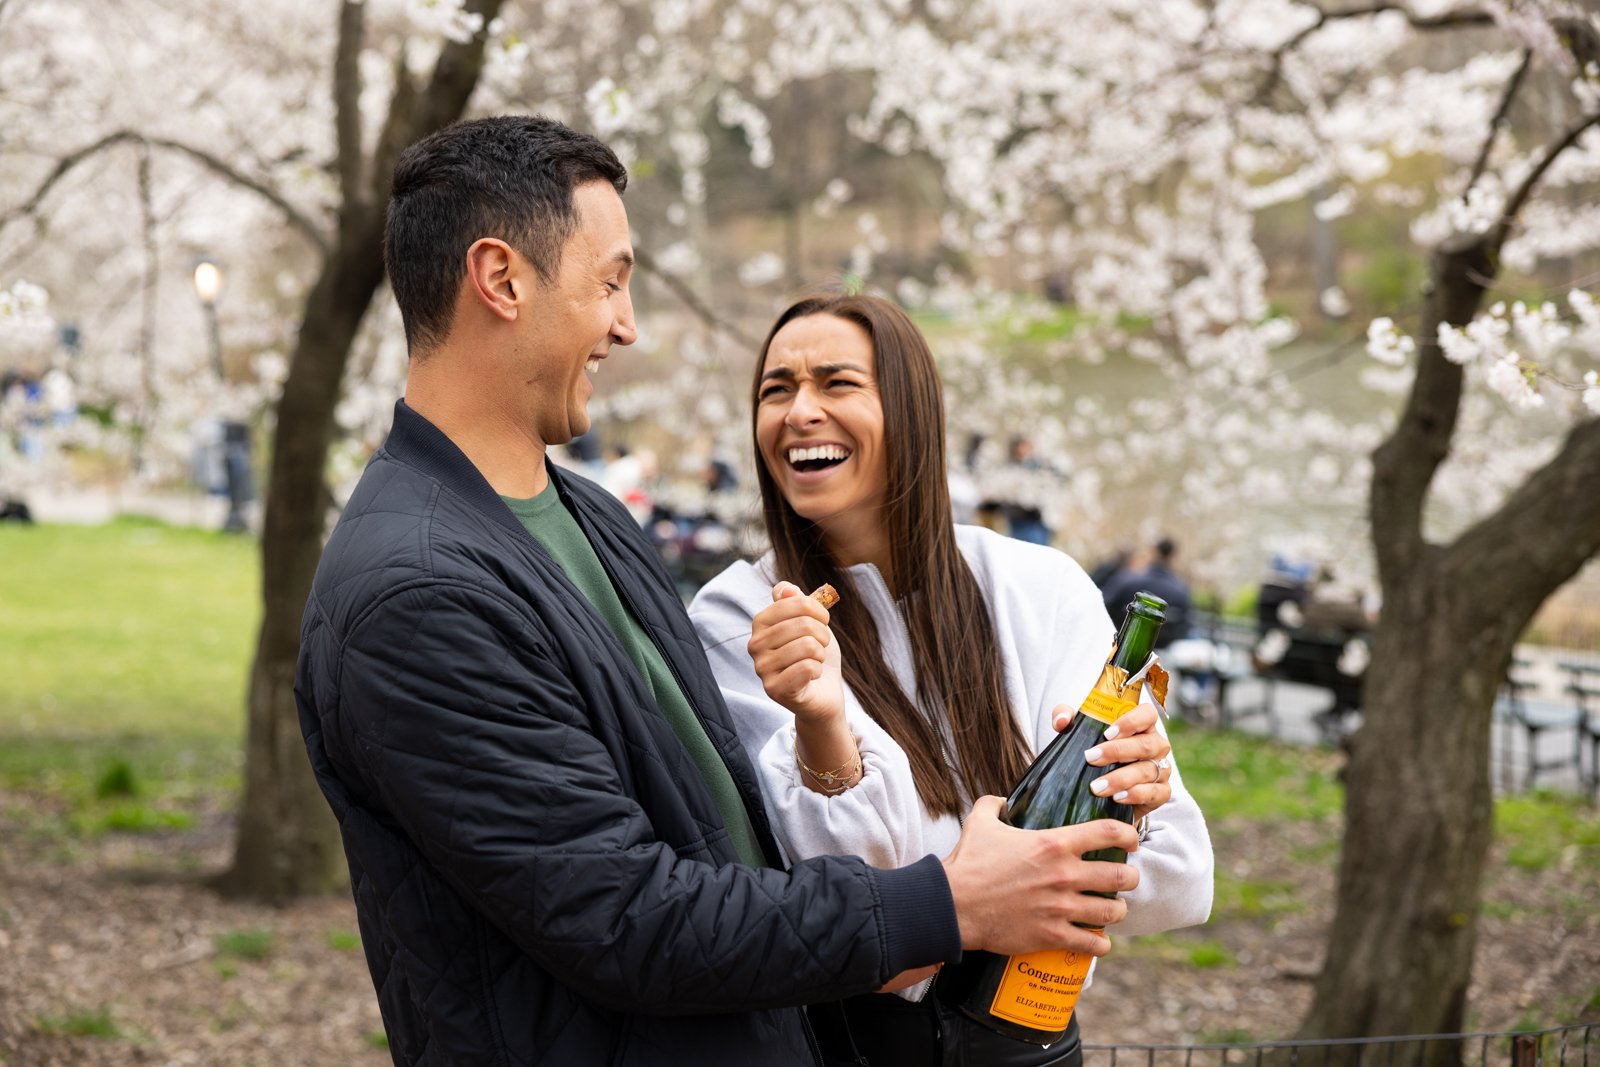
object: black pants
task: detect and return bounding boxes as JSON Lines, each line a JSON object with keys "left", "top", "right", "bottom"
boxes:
{"left": 809, "top": 990, "right": 1084, "bottom": 1067}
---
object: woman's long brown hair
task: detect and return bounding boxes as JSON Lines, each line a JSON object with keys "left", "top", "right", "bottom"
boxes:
{"left": 751, "top": 293, "right": 1031, "bottom": 817}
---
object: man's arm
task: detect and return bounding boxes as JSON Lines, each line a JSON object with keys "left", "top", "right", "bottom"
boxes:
{"left": 328, "top": 579, "right": 945, "bottom": 1015}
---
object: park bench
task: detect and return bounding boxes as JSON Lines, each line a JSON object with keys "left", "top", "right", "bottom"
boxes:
{"left": 1559, "top": 658, "right": 1600, "bottom": 800}
{"left": 1251, "top": 629, "right": 1366, "bottom": 745}
{"left": 1495, "top": 656, "right": 1586, "bottom": 793}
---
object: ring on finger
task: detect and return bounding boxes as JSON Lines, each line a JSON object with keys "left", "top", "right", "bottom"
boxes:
{"left": 1152, "top": 756, "right": 1171, "bottom": 781}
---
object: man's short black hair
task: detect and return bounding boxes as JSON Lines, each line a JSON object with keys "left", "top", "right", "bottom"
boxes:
{"left": 1156, "top": 537, "right": 1177, "bottom": 561}
{"left": 384, "top": 115, "right": 628, "bottom": 355}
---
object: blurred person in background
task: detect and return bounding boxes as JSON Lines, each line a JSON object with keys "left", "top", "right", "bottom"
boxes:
{"left": 999, "top": 434, "right": 1055, "bottom": 545}
{"left": 1099, "top": 537, "right": 1191, "bottom": 648}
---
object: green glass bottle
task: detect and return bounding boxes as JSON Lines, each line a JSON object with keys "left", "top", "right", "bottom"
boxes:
{"left": 939, "top": 592, "right": 1167, "bottom": 1046}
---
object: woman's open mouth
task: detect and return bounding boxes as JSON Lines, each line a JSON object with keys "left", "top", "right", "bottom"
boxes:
{"left": 787, "top": 444, "right": 851, "bottom": 473}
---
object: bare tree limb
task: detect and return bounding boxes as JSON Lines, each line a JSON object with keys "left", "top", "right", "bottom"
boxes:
{"left": 2, "top": 129, "right": 331, "bottom": 257}
{"left": 399, "top": 0, "right": 508, "bottom": 153}
{"left": 334, "top": 0, "right": 366, "bottom": 210}
{"left": 149, "top": 135, "right": 331, "bottom": 255}
{"left": 1310, "top": 2, "right": 1493, "bottom": 31}
{"left": 633, "top": 248, "right": 761, "bottom": 351}
{"left": 1445, "top": 412, "right": 1600, "bottom": 637}
{"left": 1466, "top": 48, "right": 1532, "bottom": 193}
{"left": 365, "top": 0, "right": 505, "bottom": 210}
{"left": 1256, "top": 2, "right": 1494, "bottom": 103}
{"left": 1494, "top": 108, "right": 1600, "bottom": 244}
{"left": 135, "top": 142, "right": 160, "bottom": 465}
{"left": 369, "top": 55, "right": 420, "bottom": 207}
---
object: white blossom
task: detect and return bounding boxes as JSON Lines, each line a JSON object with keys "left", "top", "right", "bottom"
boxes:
{"left": 1483, "top": 356, "right": 1543, "bottom": 411}
{"left": 737, "top": 252, "right": 786, "bottom": 288}
{"left": 1366, "top": 317, "right": 1416, "bottom": 366}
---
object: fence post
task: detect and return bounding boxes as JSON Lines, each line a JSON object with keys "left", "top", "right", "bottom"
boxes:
{"left": 1511, "top": 1034, "right": 1538, "bottom": 1067}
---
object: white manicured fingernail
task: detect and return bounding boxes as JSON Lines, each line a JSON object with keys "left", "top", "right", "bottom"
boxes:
{"left": 1113, "top": 790, "right": 1130, "bottom": 802}
{"left": 1084, "top": 746, "right": 1103, "bottom": 762}
{"left": 1103, "top": 725, "right": 1120, "bottom": 740}
{"left": 1091, "top": 778, "right": 1109, "bottom": 795}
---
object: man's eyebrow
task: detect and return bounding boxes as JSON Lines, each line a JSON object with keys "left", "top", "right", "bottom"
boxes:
{"left": 604, "top": 249, "right": 635, "bottom": 270}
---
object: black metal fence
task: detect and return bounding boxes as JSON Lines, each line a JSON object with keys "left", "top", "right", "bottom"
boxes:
{"left": 1086, "top": 1025, "right": 1598, "bottom": 1067}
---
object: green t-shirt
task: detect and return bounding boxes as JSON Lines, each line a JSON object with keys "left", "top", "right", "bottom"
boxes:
{"left": 502, "top": 484, "right": 767, "bottom": 868}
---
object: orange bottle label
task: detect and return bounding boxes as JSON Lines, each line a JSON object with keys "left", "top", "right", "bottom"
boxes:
{"left": 988, "top": 937, "right": 1097, "bottom": 1030}
{"left": 1079, "top": 683, "right": 1137, "bottom": 725}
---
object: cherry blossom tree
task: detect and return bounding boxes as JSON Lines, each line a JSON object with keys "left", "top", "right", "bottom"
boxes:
{"left": 2, "top": 0, "right": 512, "bottom": 897}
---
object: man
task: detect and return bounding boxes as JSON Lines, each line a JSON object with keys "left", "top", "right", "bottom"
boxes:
{"left": 1101, "top": 536, "right": 1192, "bottom": 647}
{"left": 296, "top": 116, "right": 1151, "bottom": 1066}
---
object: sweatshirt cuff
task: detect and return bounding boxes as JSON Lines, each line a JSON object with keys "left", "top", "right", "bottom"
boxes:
{"left": 870, "top": 854, "right": 963, "bottom": 974}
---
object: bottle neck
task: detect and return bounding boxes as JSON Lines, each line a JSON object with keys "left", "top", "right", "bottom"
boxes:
{"left": 1110, "top": 612, "right": 1161, "bottom": 673}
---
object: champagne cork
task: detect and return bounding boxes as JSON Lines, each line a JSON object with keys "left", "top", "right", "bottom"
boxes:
{"left": 810, "top": 583, "right": 840, "bottom": 609}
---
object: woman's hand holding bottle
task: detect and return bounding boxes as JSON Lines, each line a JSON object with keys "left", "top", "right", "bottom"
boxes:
{"left": 1050, "top": 702, "right": 1174, "bottom": 821}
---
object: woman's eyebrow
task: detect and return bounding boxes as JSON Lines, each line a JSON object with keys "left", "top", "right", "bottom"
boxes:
{"left": 759, "top": 361, "right": 867, "bottom": 382}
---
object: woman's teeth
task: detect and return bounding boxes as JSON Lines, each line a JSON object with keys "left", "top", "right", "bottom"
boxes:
{"left": 585, "top": 358, "right": 600, "bottom": 374}
{"left": 788, "top": 445, "right": 850, "bottom": 463}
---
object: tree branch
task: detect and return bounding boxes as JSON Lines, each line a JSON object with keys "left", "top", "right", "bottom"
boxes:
{"left": 1466, "top": 48, "right": 1532, "bottom": 194}
{"left": 150, "top": 135, "right": 331, "bottom": 255}
{"left": 334, "top": 0, "right": 366, "bottom": 210}
{"left": 1311, "top": 2, "right": 1493, "bottom": 31}
{"left": 0, "top": 129, "right": 331, "bottom": 257}
{"left": 1492, "top": 108, "right": 1600, "bottom": 246}
{"left": 367, "top": 0, "right": 506, "bottom": 209}
{"left": 401, "top": 0, "right": 508, "bottom": 157}
{"left": 1256, "top": 3, "right": 1494, "bottom": 103}
{"left": 369, "top": 56, "right": 420, "bottom": 207}
{"left": 1449, "top": 414, "right": 1600, "bottom": 623}
{"left": 632, "top": 248, "right": 761, "bottom": 351}
{"left": 1369, "top": 236, "right": 1492, "bottom": 579}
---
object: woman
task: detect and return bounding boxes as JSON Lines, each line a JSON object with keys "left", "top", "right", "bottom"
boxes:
{"left": 689, "top": 293, "right": 1213, "bottom": 1065}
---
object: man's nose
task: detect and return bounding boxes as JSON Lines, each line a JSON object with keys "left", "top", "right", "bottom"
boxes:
{"left": 611, "top": 287, "right": 638, "bottom": 347}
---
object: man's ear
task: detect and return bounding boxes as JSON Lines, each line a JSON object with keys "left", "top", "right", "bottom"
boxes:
{"left": 463, "top": 238, "right": 520, "bottom": 323}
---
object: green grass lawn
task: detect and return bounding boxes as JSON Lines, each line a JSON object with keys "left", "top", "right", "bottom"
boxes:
{"left": 0, "top": 517, "right": 259, "bottom": 808}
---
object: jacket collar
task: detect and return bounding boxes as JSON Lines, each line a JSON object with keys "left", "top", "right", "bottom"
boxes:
{"left": 383, "top": 398, "right": 572, "bottom": 543}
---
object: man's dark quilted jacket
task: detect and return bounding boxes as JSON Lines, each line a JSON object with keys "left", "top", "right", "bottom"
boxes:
{"left": 296, "top": 401, "right": 960, "bottom": 1066}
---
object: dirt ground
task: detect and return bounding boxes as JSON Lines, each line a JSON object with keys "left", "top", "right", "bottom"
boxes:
{"left": 1, "top": 790, "right": 1595, "bottom": 1067}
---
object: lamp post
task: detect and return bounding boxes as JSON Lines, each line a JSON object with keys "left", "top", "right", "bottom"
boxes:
{"left": 191, "top": 258, "right": 251, "bottom": 533}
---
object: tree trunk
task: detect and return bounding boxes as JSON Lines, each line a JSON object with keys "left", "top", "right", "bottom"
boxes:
{"left": 1299, "top": 559, "right": 1506, "bottom": 1050}
{"left": 215, "top": 226, "right": 386, "bottom": 899}
{"left": 215, "top": 0, "right": 505, "bottom": 901}
{"left": 1298, "top": 232, "right": 1600, "bottom": 1049}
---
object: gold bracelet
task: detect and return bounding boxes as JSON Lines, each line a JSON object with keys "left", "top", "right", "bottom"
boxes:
{"left": 796, "top": 748, "right": 863, "bottom": 794}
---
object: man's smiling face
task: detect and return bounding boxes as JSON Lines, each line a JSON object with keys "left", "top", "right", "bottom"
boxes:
{"left": 512, "top": 179, "right": 636, "bottom": 446}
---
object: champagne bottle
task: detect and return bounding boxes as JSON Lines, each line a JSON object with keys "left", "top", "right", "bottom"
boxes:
{"left": 940, "top": 591, "right": 1167, "bottom": 1046}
